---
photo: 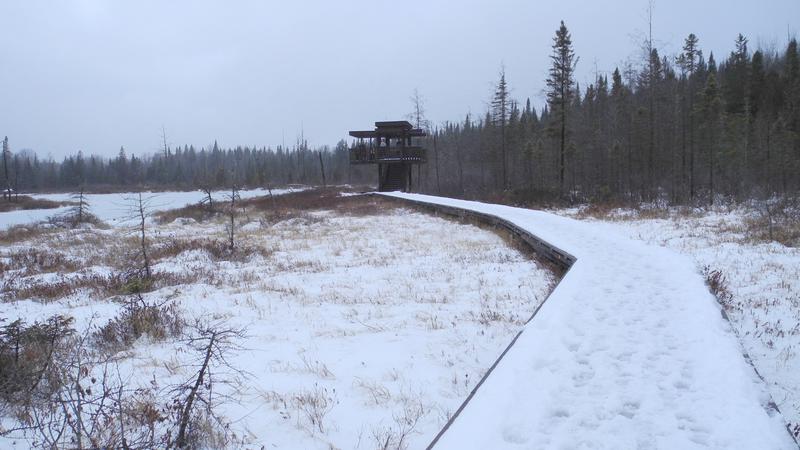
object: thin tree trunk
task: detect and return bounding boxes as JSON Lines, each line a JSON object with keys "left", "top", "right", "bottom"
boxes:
{"left": 434, "top": 134, "right": 441, "bottom": 194}
{"left": 176, "top": 331, "right": 217, "bottom": 448}
{"left": 138, "top": 193, "right": 151, "bottom": 279}
{"left": 317, "top": 151, "right": 326, "bottom": 187}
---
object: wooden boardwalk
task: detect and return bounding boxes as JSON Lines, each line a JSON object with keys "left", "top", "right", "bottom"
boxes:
{"left": 380, "top": 192, "right": 796, "bottom": 450}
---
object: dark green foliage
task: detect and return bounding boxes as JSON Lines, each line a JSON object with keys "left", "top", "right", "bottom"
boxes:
{"left": 409, "top": 34, "right": 800, "bottom": 205}
{"left": 6, "top": 140, "right": 369, "bottom": 193}
{"left": 5, "top": 29, "right": 799, "bottom": 205}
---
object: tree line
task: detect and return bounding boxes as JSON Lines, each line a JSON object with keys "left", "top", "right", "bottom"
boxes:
{"left": 2, "top": 22, "right": 799, "bottom": 204}
{"left": 415, "top": 25, "right": 800, "bottom": 204}
{"left": 1, "top": 138, "right": 371, "bottom": 194}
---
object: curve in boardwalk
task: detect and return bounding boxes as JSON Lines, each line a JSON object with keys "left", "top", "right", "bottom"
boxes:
{"left": 379, "top": 192, "right": 797, "bottom": 450}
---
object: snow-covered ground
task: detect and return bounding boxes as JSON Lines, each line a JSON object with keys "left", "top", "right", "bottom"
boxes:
{"left": 382, "top": 193, "right": 796, "bottom": 450}
{"left": 0, "top": 188, "right": 301, "bottom": 229}
{"left": 556, "top": 205, "right": 800, "bottom": 437}
{"left": 0, "top": 199, "right": 554, "bottom": 448}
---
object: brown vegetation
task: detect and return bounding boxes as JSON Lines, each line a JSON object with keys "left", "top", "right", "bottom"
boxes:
{"left": 93, "top": 300, "right": 184, "bottom": 354}
{"left": 0, "top": 195, "right": 72, "bottom": 213}
{"left": 4, "top": 270, "right": 217, "bottom": 303}
{"left": 744, "top": 198, "right": 800, "bottom": 247}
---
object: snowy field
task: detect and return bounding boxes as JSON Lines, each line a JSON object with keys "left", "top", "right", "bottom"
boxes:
{"left": 0, "top": 194, "right": 554, "bottom": 448}
{"left": 557, "top": 205, "right": 800, "bottom": 436}
{"left": 0, "top": 188, "right": 301, "bottom": 229}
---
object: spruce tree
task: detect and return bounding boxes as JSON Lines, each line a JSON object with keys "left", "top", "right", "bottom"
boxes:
{"left": 546, "top": 21, "right": 577, "bottom": 193}
{"left": 701, "top": 55, "right": 722, "bottom": 205}
{"left": 785, "top": 39, "right": 800, "bottom": 193}
{"left": 491, "top": 66, "right": 510, "bottom": 190}
{"left": 680, "top": 34, "right": 701, "bottom": 200}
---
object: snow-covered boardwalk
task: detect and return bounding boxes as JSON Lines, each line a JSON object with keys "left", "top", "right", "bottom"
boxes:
{"left": 381, "top": 193, "right": 796, "bottom": 450}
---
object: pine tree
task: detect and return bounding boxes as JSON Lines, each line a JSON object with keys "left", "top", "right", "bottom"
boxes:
{"left": 491, "top": 66, "right": 511, "bottom": 190}
{"left": 700, "top": 55, "right": 722, "bottom": 205}
{"left": 546, "top": 21, "right": 577, "bottom": 193}
{"left": 680, "top": 33, "right": 701, "bottom": 200}
{"left": 785, "top": 39, "right": 800, "bottom": 193}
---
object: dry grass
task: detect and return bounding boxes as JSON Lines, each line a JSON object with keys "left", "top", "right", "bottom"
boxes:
{"left": 4, "top": 270, "right": 216, "bottom": 303}
{"left": 571, "top": 201, "right": 702, "bottom": 221}
{"left": 0, "top": 223, "right": 58, "bottom": 244}
{"left": 0, "top": 195, "right": 72, "bottom": 212}
{"left": 155, "top": 202, "right": 216, "bottom": 224}
{"left": 242, "top": 187, "right": 386, "bottom": 218}
{"left": 154, "top": 188, "right": 384, "bottom": 226}
{"left": 0, "top": 248, "right": 80, "bottom": 275}
{"left": 150, "top": 237, "right": 272, "bottom": 263}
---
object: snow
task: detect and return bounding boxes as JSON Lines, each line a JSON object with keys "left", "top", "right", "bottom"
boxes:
{"left": 0, "top": 201, "right": 554, "bottom": 449}
{"left": 381, "top": 192, "right": 796, "bottom": 450}
{"left": 556, "top": 205, "right": 800, "bottom": 436}
{"left": 0, "top": 188, "right": 302, "bottom": 229}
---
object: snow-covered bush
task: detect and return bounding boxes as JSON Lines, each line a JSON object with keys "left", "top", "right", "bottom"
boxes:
{"left": 93, "top": 300, "right": 184, "bottom": 354}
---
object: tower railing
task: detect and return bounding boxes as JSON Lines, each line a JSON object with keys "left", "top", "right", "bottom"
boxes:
{"left": 349, "top": 144, "right": 426, "bottom": 164}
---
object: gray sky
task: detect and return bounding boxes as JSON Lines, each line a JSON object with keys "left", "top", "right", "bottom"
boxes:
{"left": 1, "top": 0, "right": 798, "bottom": 159}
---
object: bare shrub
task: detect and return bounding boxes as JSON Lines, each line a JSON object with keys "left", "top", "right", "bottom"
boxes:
{"left": 1, "top": 322, "right": 171, "bottom": 449}
{"left": 478, "top": 308, "right": 510, "bottom": 325}
{"left": 371, "top": 399, "right": 427, "bottom": 450}
{"left": 2, "top": 318, "right": 246, "bottom": 449}
{"left": 354, "top": 379, "right": 391, "bottom": 406}
{"left": 299, "top": 354, "right": 335, "bottom": 379}
{"left": 702, "top": 266, "right": 735, "bottom": 312}
{"left": 292, "top": 384, "right": 337, "bottom": 434}
{"left": 746, "top": 197, "right": 800, "bottom": 247}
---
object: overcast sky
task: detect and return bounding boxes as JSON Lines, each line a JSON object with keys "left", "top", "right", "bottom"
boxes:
{"left": 1, "top": 0, "right": 798, "bottom": 159}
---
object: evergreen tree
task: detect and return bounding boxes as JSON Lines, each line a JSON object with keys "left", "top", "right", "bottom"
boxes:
{"left": 491, "top": 66, "right": 511, "bottom": 190}
{"left": 700, "top": 56, "right": 722, "bottom": 204}
{"left": 680, "top": 33, "right": 701, "bottom": 200}
{"left": 546, "top": 21, "right": 577, "bottom": 193}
